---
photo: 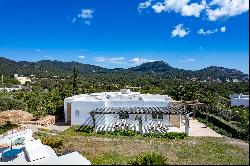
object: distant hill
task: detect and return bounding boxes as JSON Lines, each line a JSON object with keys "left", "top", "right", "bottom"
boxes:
{"left": 0, "top": 57, "right": 107, "bottom": 78}
{"left": 129, "top": 61, "right": 173, "bottom": 72}
{"left": 0, "top": 57, "right": 248, "bottom": 82}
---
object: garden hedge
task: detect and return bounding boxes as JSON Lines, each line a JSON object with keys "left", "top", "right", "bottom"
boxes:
{"left": 196, "top": 111, "right": 249, "bottom": 140}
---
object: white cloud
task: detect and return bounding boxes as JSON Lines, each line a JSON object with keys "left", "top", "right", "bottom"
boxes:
{"left": 165, "top": 0, "right": 189, "bottom": 13}
{"left": 181, "top": 0, "right": 206, "bottom": 17}
{"left": 78, "top": 56, "right": 85, "bottom": 59}
{"left": 72, "top": 8, "right": 94, "bottom": 25}
{"left": 197, "top": 26, "right": 226, "bottom": 35}
{"left": 171, "top": 24, "right": 190, "bottom": 38}
{"left": 78, "top": 9, "right": 94, "bottom": 19}
{"left": 138, "top": 0, "right": 152, "bottom": 13}
{"left": 140, "top": 0, "right": 248, "bottom": 21}
{"left": 151, "top": 0, "right": 206, "bottom": 17}
{"left": 94, "top": 56, "right": 125, "bottom": 64}
{"left": 129, "top": 57, "right": 156, "bottom": 65}
{"left": 151, "top": 2, "right": 166, "bottom": 13}
{"left": 221, "top": 26, "right": 226, "bottom": 32}
{"left": 206, "top": 0, "right": 249, "bottom": 21}
{"left": 197, "top": 28, "right": 218, "bottom": 35}
{"left": 179, "top": 58, "right": 195, "bottom": 62}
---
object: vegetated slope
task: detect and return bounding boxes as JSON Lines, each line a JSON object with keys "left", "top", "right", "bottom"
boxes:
{"left": 0, "top": 57, "right": 248, "bottom": 82}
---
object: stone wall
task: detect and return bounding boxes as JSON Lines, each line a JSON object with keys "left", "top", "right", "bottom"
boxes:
{"left": 0, "top": 110, "right": 34, "bottom": 125}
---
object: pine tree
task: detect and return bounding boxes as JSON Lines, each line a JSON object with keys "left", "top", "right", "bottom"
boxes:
{"left": 72, "top": 67, "right": 79, "bottom": 95}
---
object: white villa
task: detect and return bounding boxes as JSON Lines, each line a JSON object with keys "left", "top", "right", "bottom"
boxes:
{"left": 64, "top": 89, "right": 192, "bottom": 134}
{"left": 0, "top": 128, "right": 91, "bottom": 165}
{"left": 229, "top": 94, "right": 249, "bottom": 107}
{"left": 14, "top": 74, "right": 31, "bottom": 85}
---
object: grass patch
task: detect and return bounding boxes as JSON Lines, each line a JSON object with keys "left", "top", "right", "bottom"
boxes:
{"left": 129, "top": 152, "right": 168, "bottom": 165}
{"left": 91, "top": 151, "right": 131, "bottom": 165}
{"left": 37, "top": 127, "right": 249, "bottom": 165}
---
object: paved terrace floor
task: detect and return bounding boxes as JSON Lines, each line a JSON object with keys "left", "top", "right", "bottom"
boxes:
{"left": 181, "top": 118, "right": 223, "bottom": 137}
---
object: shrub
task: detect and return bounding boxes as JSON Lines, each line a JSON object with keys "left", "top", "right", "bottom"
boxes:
{"left": 0, "top": 96, "right": 27, "bottom": 111}
{"left": 129, "top": 152, "right": 168, "bottom": 165}
{"left": 97, "top": 129, "right": 139, "bottom": 137}
{"left": 34, "top": 131, "right": 48, "bottom": 137}
{"left": 41, "top": 137, "right": 63, "bottom": 148}
{"left": 196, "top": 111, "right": 249, "bottom": 140}
{"left": 38, "top": 127, "right": 49, "bottom": 132}
{"left": 0, "top": 121, "right": 18, "bottom": 135}
{"left": 77, "top": 125, "right": 94, "bottom": 133}
{"left": 96, "top": 130, "right": 108, "bottom": 135}
{"left": 143, "top": 132, "right": 187, "bottom": 139}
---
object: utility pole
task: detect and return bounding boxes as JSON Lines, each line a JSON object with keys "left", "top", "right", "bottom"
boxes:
{"left": 1, "top": 74, "right": 3, "bottom": 84}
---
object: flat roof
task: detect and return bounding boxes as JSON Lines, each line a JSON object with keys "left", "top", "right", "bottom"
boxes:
{"left": 65, "top": 89, "right": 173, "bottom": 102}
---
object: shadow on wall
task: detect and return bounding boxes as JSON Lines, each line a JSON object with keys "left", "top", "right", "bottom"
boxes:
{"left": 76, "top": 114, "right": 117, "bottom": 132}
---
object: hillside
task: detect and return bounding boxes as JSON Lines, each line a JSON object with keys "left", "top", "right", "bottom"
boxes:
{"left": 0, "top": 57, "right": 108, "bottom": 78}
{"left": 0, "top": 57, "right": 248, "bottom": 82}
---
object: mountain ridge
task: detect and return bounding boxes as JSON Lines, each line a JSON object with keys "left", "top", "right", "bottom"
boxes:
{"left": 0, "top": 57, "right": 248, "bottom": 82}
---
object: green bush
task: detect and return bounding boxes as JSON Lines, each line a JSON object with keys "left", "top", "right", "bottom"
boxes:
{"left": 196, "top": 111, "right": 249, "bottom": 140}
{"left": 143, "top": 132, "right": 187, "bottom": 139}
{"left": 77, "top": 125, "right": 94, "bottom": 133}
{"left": 97, "top": 129, "right": 139, "bottom": 137}
{"left": 0, "top": 121, "right": 18, "bottom": 135}
{"left": 0, "top": 96, "right": 27, "bottom": 111}
{"left": 81, "top": 126, "right": 186, "bottom": 139}
{"left": 129, "top": 152, "right": 168, "bottom": 165}
{"left": 34, "top": 131, "right": 48, "bottom": 137}
{"left": 41, "top": 137, "right": 63, "bottom": 148}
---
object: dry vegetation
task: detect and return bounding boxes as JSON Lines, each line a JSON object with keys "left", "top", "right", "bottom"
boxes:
{"left": 34, "top": 127, "right": 249, "bottom": 165}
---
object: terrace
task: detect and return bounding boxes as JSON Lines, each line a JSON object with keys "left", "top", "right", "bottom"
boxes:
{"left": 90, "top": 105, "right": 190, "bottom": 134}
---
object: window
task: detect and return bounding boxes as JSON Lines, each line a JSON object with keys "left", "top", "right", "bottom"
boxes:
{"left": 152, "top": 114, "right": 163, "bottom": 120}
{"left": 119, "top": 113, "right": 129, "bottom": 119}
{"left": 75, "top": 110, "right": 79, "bottom": 117}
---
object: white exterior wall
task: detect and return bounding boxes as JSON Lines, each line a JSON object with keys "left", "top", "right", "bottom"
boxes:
{"left": 229, "top": 94, "right": 249, "bottom": 107}
{"left": 71, "top": 100, "right": 105, "bottom": 126}
{"left": 66, "top": 99, "right": 172, "bottom": 126}
{"left": 231, "top": 99, "right": 249, "bottom": 107}
{"left": 64, "top": 90, "right": 174, "bottom": 127}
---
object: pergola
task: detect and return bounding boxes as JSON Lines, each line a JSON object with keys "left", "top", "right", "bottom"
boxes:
{"left": 90, "top": 105, "right": 193, "bottom": 134}
{"left": 169, "top": 100, "right": 208, "bottom": 126}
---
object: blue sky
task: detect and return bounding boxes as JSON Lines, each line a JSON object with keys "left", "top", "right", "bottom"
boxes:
{"left": 0, "top": 0, "right": 249, "bottom": 73}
